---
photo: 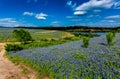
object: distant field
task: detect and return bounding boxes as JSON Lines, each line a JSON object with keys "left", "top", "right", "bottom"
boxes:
{"left": 0, "top": 28, "right": 75, "bottom": 43}
{"left": 0, "top": 28, "right": 14, "bottom": 42}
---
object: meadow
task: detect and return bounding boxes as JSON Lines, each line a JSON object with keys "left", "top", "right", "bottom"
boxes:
{"left": 1, "top": 28, "right": 120, "bottom": 79}
{"left": 0, "top": 28, "right": 74, "bottom": 42}
{"left": 6, "top": 33, "right": 120, "bottom": 79}
{"left": 0, "top": 28, "right": 82, "bottom": 49}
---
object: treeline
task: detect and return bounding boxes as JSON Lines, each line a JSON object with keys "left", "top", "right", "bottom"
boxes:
{"left": 15, "top": 26, "right": 120, "bottom": 32}
{"left": 0, "top": 25, "right": 120, "bottom": 32}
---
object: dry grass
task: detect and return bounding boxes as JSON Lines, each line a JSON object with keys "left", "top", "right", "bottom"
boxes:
{"left": 61, "top": 32, "right": 75, "bottom": 38}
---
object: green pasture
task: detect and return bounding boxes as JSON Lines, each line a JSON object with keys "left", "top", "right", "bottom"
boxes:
{"left": 0, "top": 28, "right": 74, "bottom": 43}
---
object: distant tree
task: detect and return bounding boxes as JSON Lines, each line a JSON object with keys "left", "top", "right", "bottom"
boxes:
{"left": 13, "top": 29, "right": 33, "bottom": 44}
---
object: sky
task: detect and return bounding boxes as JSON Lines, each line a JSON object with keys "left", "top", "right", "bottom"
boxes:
{"left": 0, "top": 0, "right": 120, "bottom": 27}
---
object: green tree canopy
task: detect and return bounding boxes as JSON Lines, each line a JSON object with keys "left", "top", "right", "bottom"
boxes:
{"left": 13, "top": 29, "right": 33, "bottom": 44}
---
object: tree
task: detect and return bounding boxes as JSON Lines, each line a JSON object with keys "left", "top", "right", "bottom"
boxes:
{"left": 106, "top": 32, "right": 116, "bottom": 46}
{"left": 82, "top": 37, "right": 90, "bottom": 48}
{"left": 13, "top": 29, "right": 33, "bottom": 44}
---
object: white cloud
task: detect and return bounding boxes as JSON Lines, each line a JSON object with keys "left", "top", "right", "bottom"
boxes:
{"left": 74, "top": 0, "right": 115, "bottom": 15}
{"left": 0, "top": 18, "right": 25, "bottom": 27}
{"left": 93, "top": 9, "right": 101, "bottom": 12}
{"left": 105, "top": 15, "right": 120, "bottom": 19}
{"left": 88, "top": 15, "right": 100, "bottom": 18}
{"left": 76, "top": 0, "right": 113, "bottom": 10}
{"left": 114, "top": 1, "right": 120, "bottom": 9}
{"left": 0, "top": 18, "right": 16, "bottom": 22}
{"left": 108, "top": 20, "right": 115, "bottom": 22}
{"left": 51, "top": 21, "right": 61, "bottom": 26}
{"left": 67, "top": 0, "right": 77, "bottom": 9}
{"left": 90, "top": 19, "right": 120, "bottom": 27}
{"left": 67, "top": 1, "right": 72, "bottom": 6}
{"left": 66, "top": 16, "right": 78, "bottom": 19}
{"left": 0, "top": 18, "right": 19, "bottom": 23}
{"left": 51, "top": 21, "right": 59, "bottom": 24}
{"left": 70, "top": 19, "right": 82, "bottom": 22}
{"left": 74, "top": 11, "right": 86, "bottom": 15}
{"left": 23, "top": 12, "right": 34, "bottom": 16}
{"left": 35, "top": 13, "right": 48, "bottom": 20}
{"left": 23, "top": 12, "right": 48, "bottom": 20}
{"left": 101, "top": 20, "right": 115, "bottom": 23}
{"left": 35, "top": 16, "right": 46, "bottom": 20}
{"left": 66, "top": 16, "right": 74, "bottom": 18}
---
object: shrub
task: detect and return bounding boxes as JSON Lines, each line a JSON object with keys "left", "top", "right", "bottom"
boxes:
{"left": 5, "top": 44, "right": 23, "bottom": 52}
{"left": 50, "top": 39, "right": 56, "bottom": 41}
{"left": 106, "top": 32, "right": 116, "bottom": 46}
{"left": 13, "top": 29, "right": 33, "bottom": 44}
{"left": 75, "top": 51, "right": 86, "bottom": 60}
{"left": 82, "top": 37, "right": 90, "bottom": 48}
{"left": 41, "top": 38, "right": 49, "bottom": 41}
{"left": 64, "top": 37, "right": 72, "bottom": 40}
{"left": 72, "top": 32, "right": 100, "bottom": 38}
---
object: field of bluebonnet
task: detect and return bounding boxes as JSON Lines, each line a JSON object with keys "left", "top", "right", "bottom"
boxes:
{"left": 7, "top": 33, "right": 120, "bottom": 79}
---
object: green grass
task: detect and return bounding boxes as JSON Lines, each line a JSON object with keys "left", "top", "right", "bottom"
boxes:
{"left": 0, "top": 28, "right": 74, "bottom": 43}
{"left": 1, "top": 28, "right": 101, "bottom": 50}
{"left": 1, "top": 28, "right": 83, "bottom": 49}
{"left": 19, "top": 36, "right": 81, "bottom": 49}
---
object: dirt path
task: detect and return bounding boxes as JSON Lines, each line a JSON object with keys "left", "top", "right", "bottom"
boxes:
{"left": 0, "top": 43, "right": 37, "bottom": 79}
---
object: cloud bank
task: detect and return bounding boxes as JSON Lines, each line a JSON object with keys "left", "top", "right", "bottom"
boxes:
{"left": 105, "top": 15, "right": 120, "bottom": 19}
{"left": 0, "top": 18, "right": 26, "bottom": 27}
{"left": 73, "top": 0, "right": 119, "bottom": 15}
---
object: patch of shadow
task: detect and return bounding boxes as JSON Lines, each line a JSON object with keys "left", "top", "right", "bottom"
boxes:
{"left": 99, "top": 43, "right": 107, "bottom": 46}
{"left": 81, "top": 45, "right": 89, "bottom": 48}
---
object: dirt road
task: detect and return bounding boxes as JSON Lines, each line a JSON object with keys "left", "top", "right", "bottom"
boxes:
{"left": 0, "top": 43, "right": 37, "bottom": 79}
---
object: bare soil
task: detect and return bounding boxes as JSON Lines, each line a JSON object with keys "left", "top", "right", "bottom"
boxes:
{"left": 0, "top": 43, "right": 37, "bottom": 79}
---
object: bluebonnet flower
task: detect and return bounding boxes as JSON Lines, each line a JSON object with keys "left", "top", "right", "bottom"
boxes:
{"left": 7, "top": 33, "right": 120, "bottom": 79}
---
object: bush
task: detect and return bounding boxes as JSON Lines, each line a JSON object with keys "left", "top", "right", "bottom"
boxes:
{"left": 106, "top": 32, "right": 116, "bottom": 46}
{"left": 5, "top": 44, "right": 23, "bottom": 52}
{"left": 82, "top": 37, "right": 90, "bottom": 48}
{"left": 50, "top": 39, "right": 56, "bottom": 41}
{"left": 41, "top": 38, "right": 49, "bottom": 41}
{"left": 75, "top": 52, "right": 86, "bottom": 60}
{"left": 13, "top": 29, "right": 33, "bottom": 44}
{"left": 72, "top": 32, "right": 100, "bottom": 38}
{"left": 64, "top": 37, "right": 72, "bottom": 40}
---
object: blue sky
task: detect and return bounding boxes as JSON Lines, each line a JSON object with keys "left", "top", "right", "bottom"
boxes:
{"left": 0, "top": 0, "right": 120, "bottom": 27}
